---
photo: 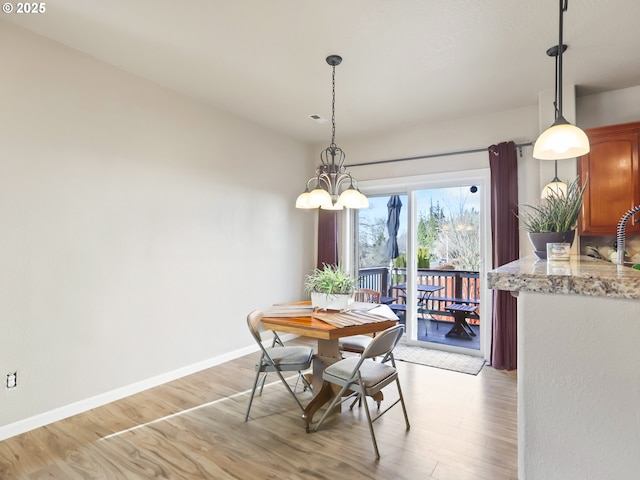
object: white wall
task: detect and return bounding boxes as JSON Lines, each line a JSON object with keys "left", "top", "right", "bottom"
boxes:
{"left": 334, "top": 105, "right": 538, "bottom": 178}
{"left": 323, "top": 104, "right": 542, "bottom": 258}
{"left": 0, "top": 21, "right": 315, "bottom": 436}
{"left": 518, "top": 291, "right": 640, "bottom": 480}
{"left": 578, "top": 84, "right": 640, "bottom": 129}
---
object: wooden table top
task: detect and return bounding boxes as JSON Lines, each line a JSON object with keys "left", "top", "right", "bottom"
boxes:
{"left": 262, "top": 303, "right": 398, "bottom": 340}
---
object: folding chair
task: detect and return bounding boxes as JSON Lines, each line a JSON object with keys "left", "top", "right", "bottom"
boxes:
{"left": 354, "top": 288, "right": 381, "bottom": 303}
{"left": 314, "top": 325, "right": 410, "bottom": 458}
{"left": 245, "top": 310, "right": 314, "bottom": 421}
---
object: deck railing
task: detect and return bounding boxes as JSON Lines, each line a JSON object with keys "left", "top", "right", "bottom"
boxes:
{"left": 357, "top": 267, "right": 388, "bottom": 294}
{"left": 358, "top": 266, "right": 481, "bottom": 324}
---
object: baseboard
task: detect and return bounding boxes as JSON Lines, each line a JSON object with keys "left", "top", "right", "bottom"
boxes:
{"left": 0, "top": 337, "right": 293, "bottom": 442}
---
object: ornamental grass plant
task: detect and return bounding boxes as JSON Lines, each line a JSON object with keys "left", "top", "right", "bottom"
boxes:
{"left": 304, "top": 264, "right": 357, "bottom": 296}
{"left": 518, "top": 177, "right": 586, "bottom": 233}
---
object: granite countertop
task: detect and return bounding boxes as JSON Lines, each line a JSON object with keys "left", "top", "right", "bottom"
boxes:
{"left": 487, "top": 255, "right": 640, "bottom": 300}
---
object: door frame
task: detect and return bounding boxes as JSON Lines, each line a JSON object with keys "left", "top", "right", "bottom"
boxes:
{"left": 341, "top": 168, "right": 492, "bottom": 359}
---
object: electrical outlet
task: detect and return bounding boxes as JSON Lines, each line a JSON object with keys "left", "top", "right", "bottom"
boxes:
{"left": 6, "top": 372, "right": 17, "bottom": 389}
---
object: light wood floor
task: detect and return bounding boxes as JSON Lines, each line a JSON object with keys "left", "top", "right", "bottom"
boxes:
{"left": 0, "top": 343, "right": 517, "bottom": 479}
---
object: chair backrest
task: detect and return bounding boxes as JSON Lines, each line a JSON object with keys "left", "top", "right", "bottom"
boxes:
{"left": 355, "top": 288, "right": 381, "bottom": 303}
{"left": 361, "top": 325, "right": 404, "bottom": 360}
{"left": 247, "top": 310, "right": 265, "bottom": 345}
{"left": 247, "top": 310, "right": 285, "bottom": 350}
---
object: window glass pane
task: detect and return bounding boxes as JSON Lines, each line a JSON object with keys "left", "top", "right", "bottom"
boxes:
{"left": 356, "top": 186, "right": 481, "bottom": 351}
{"left": 357, "top": 195, "right": 407, "bottom": 268}
{"left": 416, "top": 186, "right": 480, "bottom": 270}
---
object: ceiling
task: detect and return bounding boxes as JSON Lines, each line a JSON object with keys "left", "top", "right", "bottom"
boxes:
{"left": 5, "top": 0, "right": 640, "bottom": 143}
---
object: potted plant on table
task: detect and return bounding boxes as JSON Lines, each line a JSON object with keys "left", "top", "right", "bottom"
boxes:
{"left": 304, "top": 264, "right": 357, "bottom": 311}
{"left": 518, "top": 177, "right": 586, "bottom": 259}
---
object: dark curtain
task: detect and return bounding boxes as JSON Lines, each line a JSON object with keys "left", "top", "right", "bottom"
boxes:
{"left": 488, "top": 141, "right": 519, "bottom": 370}
{"left": 317, "top": 209, "right": 338, "bottom": 268}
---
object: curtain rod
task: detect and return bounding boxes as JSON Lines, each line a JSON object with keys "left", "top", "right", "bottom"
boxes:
{"left": 346, "top": 141, "right": 533, "bottom": 168}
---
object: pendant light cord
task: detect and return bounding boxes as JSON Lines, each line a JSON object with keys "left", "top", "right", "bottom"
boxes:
{"left": 557, "top": 0, "right": 568, "bottom": 117}
{"left": 553, "top": 47, "right": 559, "bottom": 119}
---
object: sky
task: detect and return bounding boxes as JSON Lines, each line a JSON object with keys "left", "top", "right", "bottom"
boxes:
{"left": 361, "top": 185, "right": 481, "bottom": 238}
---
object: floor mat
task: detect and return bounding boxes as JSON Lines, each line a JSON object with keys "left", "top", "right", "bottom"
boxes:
{"left": 393, "top": 343, "right": 485, "bottom": 375}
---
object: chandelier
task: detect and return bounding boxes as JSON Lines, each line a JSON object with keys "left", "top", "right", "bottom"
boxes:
{"left": 533, "top": 0, "right": 590, "bottom": 160}
{"left": 295, "top": 55, "right": 369, "bottom": 210}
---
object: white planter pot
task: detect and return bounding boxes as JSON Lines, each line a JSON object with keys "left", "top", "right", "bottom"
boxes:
{"left": 311, "top": 292, "right": 354, "bottom": 311}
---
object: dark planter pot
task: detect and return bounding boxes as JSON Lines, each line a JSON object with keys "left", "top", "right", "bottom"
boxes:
{"left": 528, "top": 230, "right": 576, "bottom": 259}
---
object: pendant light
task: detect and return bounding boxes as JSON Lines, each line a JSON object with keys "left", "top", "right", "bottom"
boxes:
{"left": 540, "top": 44, "right": 568, "bottom": 198}
{"left": 296, "top": 55, "right": 368, "bottom": 210}
{"left": 533, "top": 0, "right": 590, "bottom": 160}
{"left": 541, "top": 159, "right": 568, "bottom": 198}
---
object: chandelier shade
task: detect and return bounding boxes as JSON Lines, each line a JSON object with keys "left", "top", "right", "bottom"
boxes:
{"left": 533, "top": 0, "right": 589, "bottom": 161}
{"left": 308, "top": 186, "right": 333, "bottom": 208}
{"left": 295, "top": 55, "right": 368, "bottom": 210}
{"left": 338, "top": 186, "right": 369, "bottom": 209}
{"left": 295, "top": 189, "right": 313, "bottom": 209}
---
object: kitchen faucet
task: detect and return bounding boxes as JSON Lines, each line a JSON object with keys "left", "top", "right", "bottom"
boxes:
{"left": 616, "top": 205, "right": 640, "bottom": 265}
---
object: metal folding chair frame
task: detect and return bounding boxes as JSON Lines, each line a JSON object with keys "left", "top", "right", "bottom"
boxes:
{"left": 245, "top": 310, "right": 313, "bottom": 422}
{"left": 313, "top": 325, "right": 410, "bottom": 458}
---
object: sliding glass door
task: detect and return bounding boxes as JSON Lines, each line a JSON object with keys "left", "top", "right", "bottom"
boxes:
{"left": 350, "top": 170, "right": 490, "bottom": 357}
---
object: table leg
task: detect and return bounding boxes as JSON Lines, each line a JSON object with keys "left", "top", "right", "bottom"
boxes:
{"left": 303, "top": 380, "right": 334, "bottom": 433}
{"left": 311, "top": 339, "right": 340, "bottom": 390}
{"left": 302, "top": 339, "right": 341, "bottom": 431}
{"left": 445, "top": 312, "right": 476, "bottom": 339}
{"left": 418, "top": 292, "right": 438, "bottom": 334}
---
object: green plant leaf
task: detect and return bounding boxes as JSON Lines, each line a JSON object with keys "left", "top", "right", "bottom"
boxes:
{"left": 303, "top": 264, "right": 357, "bottom": 296}
{"left": 517, "top": 177, "right": 587, "bottom": 233}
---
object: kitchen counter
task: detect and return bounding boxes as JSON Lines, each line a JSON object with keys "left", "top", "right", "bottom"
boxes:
{"left": 487, "top": 254, "right": 640, "bottom": 299}
{"left": 488, "top": 255, "right": 640, "bottom": 480}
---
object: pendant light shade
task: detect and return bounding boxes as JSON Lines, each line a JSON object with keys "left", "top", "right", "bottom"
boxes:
{"left": 534, "top": 116, "right": 590, "bottom": 160}
{"left": 296, "top": 55, "right": 368, "bottom": 210}
{"left": 541, "top": 157, "right": 568, "bottom": 199}
{"left": 533, "top": 0, "right": 589, "bottom": 161}
{"left": 541, "top": 180, "right": 568, "bottom": 199}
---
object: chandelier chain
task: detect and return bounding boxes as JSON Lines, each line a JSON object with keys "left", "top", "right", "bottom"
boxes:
{"left": 331, "top": 64, "right": 336, "bottom": 147}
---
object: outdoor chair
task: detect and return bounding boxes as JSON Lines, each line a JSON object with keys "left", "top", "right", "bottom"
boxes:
{"left": 313, "top": 324, "right": 410, "bottom": 458}
{"left": 338, "top": 288, "right": 382, "bottom": 355}
{"left": 245, "top": 310, "right": 314, "bottom": 421}
{"left": 354, "top": 288, "right": 381, "bottom": 303}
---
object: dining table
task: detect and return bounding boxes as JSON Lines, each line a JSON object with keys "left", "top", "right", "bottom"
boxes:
{"left": 393, "top": 283, "right": 444, "bottom": 321}
{"left": 261, "top": 302, "right": 398, "bottom": 432}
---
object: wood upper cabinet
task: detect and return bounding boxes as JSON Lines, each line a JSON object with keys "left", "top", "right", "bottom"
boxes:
{"left": 578, "top": 121, "right": 640, "bottom": 236}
